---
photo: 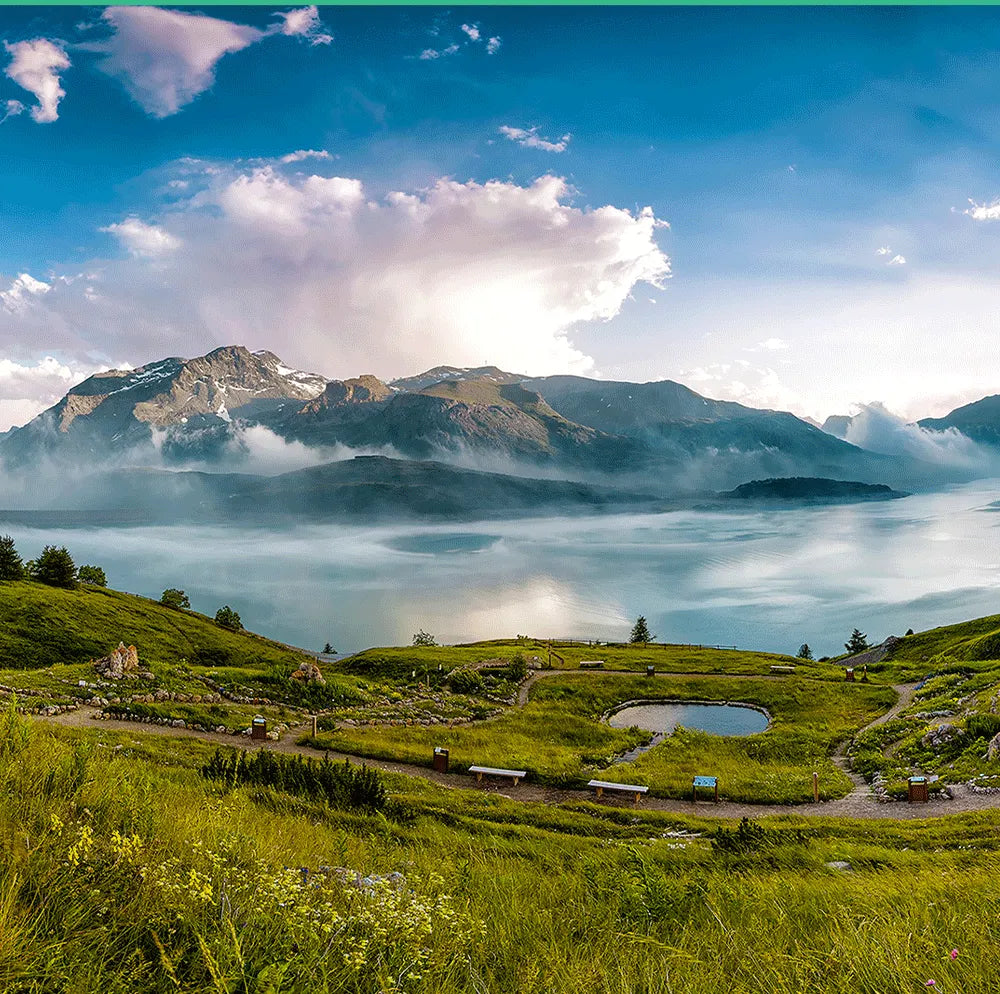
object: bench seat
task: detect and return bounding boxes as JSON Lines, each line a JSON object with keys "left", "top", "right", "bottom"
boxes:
{"left": 469, "top": 765, "right": 527, "bottom": 785}
{"left": 579, "top": 660, "right": 605, "bottom": 668}
{"left": 588, "top": 779, "right": 649, "bottom": 805}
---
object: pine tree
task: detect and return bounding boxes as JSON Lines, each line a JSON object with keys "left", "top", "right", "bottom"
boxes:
{"left": 797, "top": 643, "right": 813, "bottom": 660}
{"left": 0, "top": 536, "right": 24, "bottom": 581}
{"left": 844, "top": 628, "right": 871, "bottom": 655}
{"left": 31, "top": 546, "right": 77, "bottom": 588}
{"left": 629, "top": 616, "right": 654, "bottom": 644}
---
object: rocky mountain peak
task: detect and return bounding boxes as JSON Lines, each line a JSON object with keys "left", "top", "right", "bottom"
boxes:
{"left": 301, "top": 375, "right": 392, "bottom": 414}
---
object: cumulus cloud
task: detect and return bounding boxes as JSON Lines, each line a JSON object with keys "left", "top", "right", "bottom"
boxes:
{"left": 273, "top": 6, "right": 332, "bottom": 45}
{"left": 964, "top": 198, "right": 1000, "bottom": 221}
{"left": 499, "top": 125, "right": 571, "bottom": 153}
{"left": 486, "top": 36, "right": 501, "bottom": 55}
{"left": 85, "top": 6, "right": 264, "bottom": 118}
{"left": 0, "top": 162, "right": 670, "bottom": 385}
{"left": 843, "top": 402, "right": 984, "bottom": 468}
{"left": 0, "top": 273, "right": 50, "bottom": 313}
{"left": 888, "top": 254, "right": 906, "bottom": 266}
{"left": 101, "top": 217, "right": 181, "bottom": 257}
{"left": 0, "top": 355, "right": 110, "bottom": 431}
{"left": 876, "top": 246, "right": 906, "bottom": 266}
{"left": 678, "top": 362, "right": 801, "bottom": 413}
{"left": 460, "top": 23, "right": 480, "bottom": 41}
{"left": 4, "top": 38, "right": 70, "bottom": 123}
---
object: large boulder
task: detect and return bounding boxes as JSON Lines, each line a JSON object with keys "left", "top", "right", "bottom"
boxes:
{"left": 290, "top": 659, "right": 326, "bottom": 685}
{"left": 921, "top": 722, "right": 964, "bottom": 751}
{"left": 94, "top": 642, "right": 140, "bottom": 680}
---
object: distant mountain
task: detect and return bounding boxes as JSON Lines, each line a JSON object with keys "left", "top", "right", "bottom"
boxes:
{"left": 33, "top": 455, "right": 662, "bottom": 523}
{"left": 390, "top": 365, "right": 526, "bottom": 394}
{"left": 0, "top": 346, "right": 326, "bottom": 465}
{"left": 722, "top": 477, "right": 908, "bottom": 502}
{"left": 919, "top": 395, "right": 1000, "bottom": 445}
{"left": 821, "top": 414, "right": 853, "bottom": 439}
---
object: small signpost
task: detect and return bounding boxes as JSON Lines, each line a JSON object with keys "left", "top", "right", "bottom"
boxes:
{"left": 692, "top": 775, "right": 718, "bottom": 802}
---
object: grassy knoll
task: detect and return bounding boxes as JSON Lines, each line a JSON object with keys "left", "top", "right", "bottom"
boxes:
{"left": 344, "top": 638, "right": 841, "bottom": 679}
{"left": 311, "top": 673, "right": 895, "bottom": 802}
{"left": 6, "top": 706, "right": 1000, "bottom": 992}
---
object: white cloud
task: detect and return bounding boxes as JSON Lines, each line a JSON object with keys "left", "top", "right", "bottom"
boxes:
{"left": 460, "top": 23, "right": 480, "bottom": 41}
{"left": 747, "top": 337, "right": 789, "bottom": 352}
{"left": 0, "top": 356, "right": 110, "bottom": 431}
{"left": 486, "top": 36, "right": 501, "bottom": 55}
{"left": 279, "top": 148, "right": 331, "bottom": 164}
{"left": 964, "top": 198, "right": 1000, "bottom": 221}
{"left": 888, "top": 254, "right": 906, "bottom": 266}
{"left": 86, "top": 6, "right": 264, "bottom": 118}
{"left": 0, "top": 164, "right": 670, "bottom": 384}
{"left": 677, "top": 362, "right": 802, "bottom": 413}
{"left": 273, "top": 6, "right": 332, "bottom": 45}
{"left": 843, "top": 402, "right": 983, "bottom": 468}
{"left": 499, "top": 125, "right": 571, "bottom": 153}
{"left": 875, "top": 245, "right": 906, "bottom": 266}
{"left": 1, "top": 98, "right": 24, "bottom": 123}
{"left": 875, "top": 246, "right": 891, "bottom": 256}
{"left": 0, "top": 273, "right": 50, "bottom": 313}
{"left": 100, "top": 217, "right": 181, "bottom": 257}
{"left": 419, "top": 48, "right": 441, "bottom": 61}
{"left": 4, "top": 38, "right": 70, "bottom": 123}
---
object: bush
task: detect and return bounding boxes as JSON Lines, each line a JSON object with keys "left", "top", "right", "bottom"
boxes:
{"left": 966, "top": 713, "right": 1000, "bottom": 741}
{"left": 412, "top": 629, "right": 437, "bottom": 646}
{"left": 31, "top": 545, "right": 77, "bottom": 588}
{"left": 76, "top": 565, "right": 107, "bottom": 587}
{"left": 506, "top": 653, "right": 529, "bottom": 682}
{"left": 215, "top": 605, "right": 242, "bottom": 631}
{"left": 201, "top": 748, "right": 388, "bottom": 811}
{"left": 448, "top": 668, "right": 483, "bottom": 695}
{"left": 160, "top": 588, "right": 190, "bottom": 610}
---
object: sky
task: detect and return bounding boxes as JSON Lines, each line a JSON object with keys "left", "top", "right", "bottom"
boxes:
{"left": 2, "top": 6, "right": 1000, "bottom": 430}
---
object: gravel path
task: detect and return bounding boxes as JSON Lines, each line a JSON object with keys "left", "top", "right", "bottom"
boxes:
{"left": 36, "top": 674, "right": 998, "bottom": 821}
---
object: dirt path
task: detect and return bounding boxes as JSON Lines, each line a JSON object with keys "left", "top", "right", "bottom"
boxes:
{"left": 35, "top": 676, "right": 999, "bottom": 821}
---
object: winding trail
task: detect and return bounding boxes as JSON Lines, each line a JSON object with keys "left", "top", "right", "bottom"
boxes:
{"left": 32, "top": 673, "right": 997, "bottom": 822}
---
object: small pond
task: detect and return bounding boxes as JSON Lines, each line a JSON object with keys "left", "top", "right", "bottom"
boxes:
{"left": 607, "top": 701, "right": 769, "bottom": 764}
{"left": 608, "top": 702, "right": 769, "bottom": 737}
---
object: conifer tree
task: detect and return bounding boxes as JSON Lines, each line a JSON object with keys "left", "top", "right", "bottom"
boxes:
{"left": 0, "top": 535, "right": 23, "bottom": 581}
{"left": 629, "top": 616, "right": 654, "bottom": 644}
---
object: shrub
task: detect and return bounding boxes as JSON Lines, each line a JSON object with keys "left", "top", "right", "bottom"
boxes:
{"left": 412, "top": 629, "right": 437, "bottom": 646}
{"left": 201, "top": 748, "right": 388, "bottom": 811}
{"left": 77, "top": 565, "right": 107, "bottom": 587}
{"left": 31, "top": 545, "right": 77, "bottom": 588}
{"left": 966, "top": 713, "right": 1000, "bottom": 741}
{"left": 214, "top": 605, "right": 242, "bottom": 630}
{"left": 506, "top": 653, "right": 529, "bottom": 682}
{"left": 160, "top": 588, "right": 190, "bottom": 610}
{"left": 448, "top": 668, "right": 483, "bottom": 695}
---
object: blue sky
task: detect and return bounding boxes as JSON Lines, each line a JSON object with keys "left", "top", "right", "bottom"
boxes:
{"left": 2, "top": 5, "right": 1000, "bottom": 429}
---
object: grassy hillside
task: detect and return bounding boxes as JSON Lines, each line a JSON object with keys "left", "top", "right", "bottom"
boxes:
{"left": 0, "top": 579, "right": 308, "bottom": 672}
{"left": 5, "top": 709, "right": 1000, "bottom": 993}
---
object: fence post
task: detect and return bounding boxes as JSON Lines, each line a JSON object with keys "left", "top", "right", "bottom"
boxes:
{"left": 812, "top": 772, "right": 819, "bottom": 802}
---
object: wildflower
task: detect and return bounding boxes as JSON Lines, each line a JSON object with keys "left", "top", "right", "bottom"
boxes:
{"left": 926, "top": 982, "right": 936, "bottom": 988}
{"left": 950, "top": 949, "right": 959, "bottom": 960}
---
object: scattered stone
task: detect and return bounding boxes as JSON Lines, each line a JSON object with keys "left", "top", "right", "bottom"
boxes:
{"left": 825, "top": 860, "right": 853, "bottom": 872}
{"left": 922, "top": 723, "right": 965, "bottom": 751}
{"left": 291, "top": 659, "right": 326, "bottom": 685}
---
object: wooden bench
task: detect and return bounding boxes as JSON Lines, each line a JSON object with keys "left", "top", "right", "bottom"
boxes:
{"left": 769, "top": 665, "right": 795, "bottom": 674}
{"left": 588, "top": 779, "right": 649, "bottom": 806}
{"left": 469, "top": 765, "right": 526, "bottom": 786}
{"left": 579, "top": 660, "right": 605, "bottom": 669}
{"left": 692, "top": 775, "right": 719, "bottom": 802}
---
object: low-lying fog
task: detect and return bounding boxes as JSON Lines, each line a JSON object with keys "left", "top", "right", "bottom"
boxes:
{"left": 2, "top": 478, "right": 1000, "bottom": 658}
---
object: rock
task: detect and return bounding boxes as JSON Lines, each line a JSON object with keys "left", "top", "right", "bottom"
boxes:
{"left": 825, "top": 861, "right": 853, "bottom": 872}
{"left": 987, "top": 731, "right": 1000, "bottom": 760}
{"left": 291, "top": 659, "right": 326, "bottom": 685}
{"left": 922, "top": 723, "right": 965, "bottom": 751}
{"left": 93, "top": 642, "right": 141, "bottom": 680}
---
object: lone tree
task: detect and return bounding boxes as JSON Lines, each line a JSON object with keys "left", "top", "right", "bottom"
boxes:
{"left": 160, "top": 588, "right": 190, "bottom": 610}
{"left": 412, "top": 630, "right": 437, "bottom": 647}
{"left": 215, "top": 605, "right": 242, "bottom": 631}
{"left": 797, "top": 643, "right": 814, "bottom": 660}
{"left": 629, "top": 616, "right": 655, "bottom": 644}
{"left": 31, "top": 546, "right": 77, "bottom": 588}
{"left": 323, "top": 642, "right": 334, "bottom": 654}
{"left": 77, "top": 565, "right": 107, "bottom": 587}
{"left": 0, "top": 536, "right": 24, "bottom": 581}
{"left": 844, "top": 628, "right": 871, "bottom": 655}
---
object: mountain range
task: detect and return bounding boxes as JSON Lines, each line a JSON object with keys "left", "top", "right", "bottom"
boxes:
{"left": 1, "top": 343, "right": 997, "bottom": 516}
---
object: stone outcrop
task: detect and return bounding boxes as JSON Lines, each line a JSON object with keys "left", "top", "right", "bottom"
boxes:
{"left": 299, "top": 375, "right": 392, "bottom": 414}
{"left": 94, "top": 642, "right": 140, "bottom": 680}
{"left": 842, "top": 635, "right": 903, "bottom": 669}
{"left": 987, "top": 731, "right": 1000, "bottom": 760}
{"left": 921, "top": 722, "right": 964, "bottom": 751}
{"left": 291, "top": 659, "right": 326, "bottom": 685}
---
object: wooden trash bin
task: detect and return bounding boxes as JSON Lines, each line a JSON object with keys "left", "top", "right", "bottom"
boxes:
{"left": 845, "top": 667, "right": 855, "bottom": 682}
{"left": 646, "top": 665, "right": 655, "bottom": 678}
{"left": 251, "top": 715, "right": 267, "bottom": 741}
{"left": 908, "top": 776, "right": 929, "bottom": 803}
{"left": 432, "top": 747, "right": 449, "bottom": 773}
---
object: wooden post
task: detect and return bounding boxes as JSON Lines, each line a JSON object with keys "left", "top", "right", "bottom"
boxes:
{"left": 812, "top": 772, "right": 819, "bottom": 802}
{"left": 714, "top": 782, "right": 719, "bottom": 802}
{"left": 311, "top": 714, "right": 317, "bottom": 737}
